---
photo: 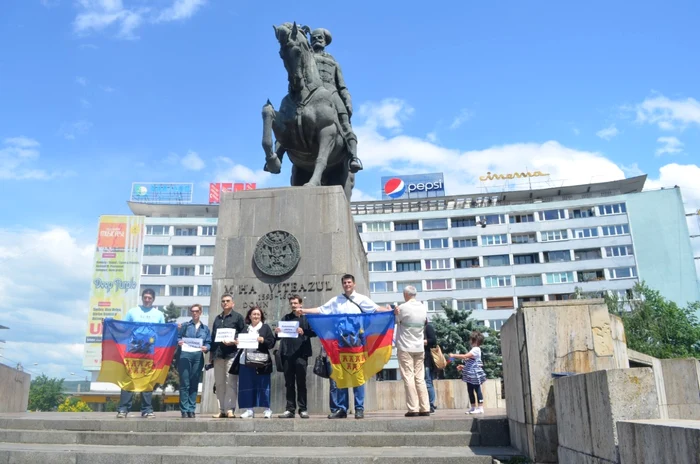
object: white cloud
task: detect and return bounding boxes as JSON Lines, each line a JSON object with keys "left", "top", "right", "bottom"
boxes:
{"left": 596, "top": 124, "right": 619, "bottom": 140}
{"left": 214, "top": 157, "right": 271, "bottom": 184}
{"left": 357, "top": 99, "right": 414, "bottom": 131}
{"left": 449, "top": 109, "right": 473, "bottom": 130}
{"left": 181, "top": 150, "right": 205, "bottom": 171}
{"left": 80, "top": 98, "right": 92, "bottom": 109}
{"left": 655, "top": 136, "right": 684, "bottom": 156}
{"left": 58, "top": 120, "right": 92, "bottom": 140}
{"left": 75, "top": 76, "right": 88, "bottom": 86}
{"left": 0, "top": 137, "right": 69, "bottom": 180}
{"left": 101, "top": 85, "right": 115, "bottom": 93}
{"left": 350, "top": 188, "right": 379, "bottom": 202}
{"left": 635, "top": 94, "right": 700, "bottom": 131}
{"left": 155, "top": 0, "right": 207, "bottom": 22}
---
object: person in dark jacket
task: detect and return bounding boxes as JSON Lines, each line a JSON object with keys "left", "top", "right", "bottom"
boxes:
{"left": 275, "top": 294, "right": 316, "bottom": 418}
{"left": 177, "top": 304, "right": 211, "bottom": 418}
{"left": 424, "top": 319, "right": 438, "bottom": 413}
{"left": 236, "top": 306, "right": 276, "bottom": 419}
{"left": 209, "top": 294, "right": 245, "bottom": 418}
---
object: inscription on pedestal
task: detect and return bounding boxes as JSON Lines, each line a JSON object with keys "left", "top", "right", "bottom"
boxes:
{"left": 223, "top": 279, "right": 335, "bottom": 311}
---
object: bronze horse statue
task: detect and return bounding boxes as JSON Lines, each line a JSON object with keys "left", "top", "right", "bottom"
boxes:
{"left": 262, "top": 22, "right": 355, "bottom": 200}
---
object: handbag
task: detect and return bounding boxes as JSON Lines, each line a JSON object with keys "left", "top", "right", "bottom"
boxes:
{"left": 243, "top": 349, "right": 270, "bottom": 369}
{"left": 313, "top": 349, "right": 331, "bottom": 378}
{"left": 430, "top": 345, "right": 447, "bottom": 370}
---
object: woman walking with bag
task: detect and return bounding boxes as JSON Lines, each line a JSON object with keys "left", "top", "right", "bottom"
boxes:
{"left": 235, "top": 306, "right": 276, "bottom": 419}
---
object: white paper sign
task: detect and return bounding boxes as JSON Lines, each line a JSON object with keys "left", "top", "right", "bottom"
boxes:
{"left": 181, "top": 337, "right": 203, "bottom": 353}
{"left": 237, "top": 332, "right": 259, "bottom": 349}
{"left": 278, "top": 321, "right": 299, "bottom": 338}
{"left": 215, "top": 328, "right": 236, "bottom": 343}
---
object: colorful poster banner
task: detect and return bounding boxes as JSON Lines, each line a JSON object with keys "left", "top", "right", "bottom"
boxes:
{"left": 83, "top": 215, "right": 145, "bottom": 371}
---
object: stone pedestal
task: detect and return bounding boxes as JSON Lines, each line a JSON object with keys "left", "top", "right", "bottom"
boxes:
{"left": 201, "top": 186, "right": 369, "bottom": 414}
{"left": 617, "top": 419, "right": 700, "bottom": 464}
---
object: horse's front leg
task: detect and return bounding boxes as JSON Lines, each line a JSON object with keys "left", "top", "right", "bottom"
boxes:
{"left": 305, "top": 125, "right": 336, "bottom": 186}
{"left": 262, "top": 100, "right": 282, "bottom": 174}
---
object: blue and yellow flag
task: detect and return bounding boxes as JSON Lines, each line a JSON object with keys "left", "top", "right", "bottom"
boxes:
{"left": 307, "top": 312, "right": 394, "bottom": 388}
{"left": 97, "top": 318, "right": 178, "bottom": 392}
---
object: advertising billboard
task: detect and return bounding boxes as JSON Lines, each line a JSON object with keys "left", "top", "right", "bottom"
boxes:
{"left": 130, "top": 182, "right": 193, "bottom": 204}
{"left": 208, "top": 182, "right": 257, "bottom": 204}
{"left": 381, "top": 173, "right": 445, "bottom": 200}
{"left": 82, "top": 215, "right": 145, "bottom": 371}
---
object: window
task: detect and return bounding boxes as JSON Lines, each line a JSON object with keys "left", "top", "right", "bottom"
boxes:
{"left": 573, "top": 228, "right": 599, "bottom": 239}
{"left": 488, "top": 319, "right": 509, "bottom": 331}
{"left": 515, "top": 275, "right": 543, "bottom": 287}
{"left": 170, "top": 286, "right": 194, "bottom": 296}
{"left": 598, "top": 203, "right": 627, "bottom": 216}
{"left": 199, "top": 245, "right": 215, "bottom": 256}
{"left": 577, "top": 270, "right": 604, "bottom": 282}
{"left": 575, "top": 249, "right": 602, "bottom": 261}
{"left": 423, "top": 238, "right": 449, "bottom": 249}
{"left": 550, "top": 293, "right": 573, "bottom": 301}
{"left": 395, "top": 241, "right": 420, "bottom": 251}
{"left": 140, "top": 285, "right": 165, "bottom": 296}
{"left": 512, "top": 233, "right": 537, "bottom": 244}
{"left": 197, "top": 285, "right": 212, "bottom": 296}
{"left": 427, "top": 300, "right": 452, "bottom": 311}
{"left": 456, "top": 278, "right": 481, "bottom": 290}
{"left": 544, "top": 250, "right": 571, "bottom": 263}
{"left": 609, "top": 267, "right": 637, "bottom": 279}
{"left": 422, "top": 218, "right": 448, "bottom": 230}
{"left": 172, "top": 266, "right": 195, "bottom": 276}
{"left": 545, "top": 272, "right": 575, "bottom": 284}
{"left": 370, "top": 281, "right": 394, "bottom": 293}
{"left": 394, "top": 221, "right": 419, "bottom": 231}
{"left": 518, "top": 296, "right": 544, "bottom": 307}
{"left": 538, "top": 209, "right": 566, "bottom": 221}
{"left": 356, "top": 224, "right": 363, "bottom": 234}
{"left": 455, "top": 257, "right": 479, "bottom": 268}
{"left": 175, "top": 227, "right": 197, "bottom": 236}
{"left": 513, "top": 253, "right": 539, "bottom": 265}
{"left": 454, "top": 237, "right": 478, "bottom": 248}
{"left": 396, "top": 261, "right": 421, "bottom": 272}
{"left": 484, "top": 255, "right": 509, "bottom": 267}
{"left": 481, "top": 234, "right": 508, "bottom": 246}
{"left": 397, "top": 281, "right": 422, "bottom": 292}
{"left": 172, "top": 246, "right": 196, "bottom": 256}
{"left": 425, "top": 279, "right": 452, "bottom": 291}
{"left": 142, "top": 265, "right": 166, "bottom": 275}
{"left": 178, "top": 306, "right": 190, "bottom": 318}
{"left": 366, "top": 222, "right": 391, "bottom": 232}
{"left": 144, "top": 245, "right": 168, "bottom": 256}
{"left": 602, "top": 224, "right": 630, "bottom": 236}
{"left": 480, "top": 214, "right": 506, "bottom": 225}
{"left": 452, "top": 217, "right": 477, "bottom": 228}
{"left": 146, "top": 225, "right": 169, "bottom": 235}
{"left": 199, "top": 264, "right": 213, "bottom": 276}
{"left": 571, "top": 208, "right": 595, "bottom": 219}
{"left": 201, "top": 226, "right": 217, "bottom": 236}
{"left": 605, "top": 246, "right": 634, "bottom": 257}
{"left": 369, "top": 261, "right": 393, "bottom": 272}
{"left": 457, "top": 299, "right": 483, "bottom": 311}
{"left": 486, "top": 297, "right": 514, "bottom": 309}
{"left": 484, "top": 276, "right": 512, "bottom": 288}
{"left": 424, "top": 258, "right": 451, "bottom": 270}
{"left": 509, "top": 213, "right": 535, "bottom": 223}
{"left": 367, "top": 241, "right": 392, "bottom": 252}
{"left": 541, "top": 230, "right": 569, "bottom": 242}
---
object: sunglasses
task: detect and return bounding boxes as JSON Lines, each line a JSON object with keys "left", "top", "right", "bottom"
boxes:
{"left": 221, "top": 300, "right": 232, "bottom": 303}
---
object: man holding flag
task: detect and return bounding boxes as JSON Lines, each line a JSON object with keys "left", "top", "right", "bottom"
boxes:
{"left": 302, "top": 274, "right": 394, "bottom": 419}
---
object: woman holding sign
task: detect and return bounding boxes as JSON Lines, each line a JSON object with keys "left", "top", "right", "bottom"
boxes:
{"left": 177, "top": 304, "right": 211, "bottom": 418}
{"left": 231, "top": 306, "right": 276, "bottom": 419}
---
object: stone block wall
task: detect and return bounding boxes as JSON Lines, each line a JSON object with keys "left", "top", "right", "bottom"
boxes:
{"left": 660, "top": 358, "right": 700, "bottom": 420}
{"left": 617, "top": 419, "right": 700, "bottom": 464}
{"left": 0, "top": 363, "right": 30, "bottom": 412}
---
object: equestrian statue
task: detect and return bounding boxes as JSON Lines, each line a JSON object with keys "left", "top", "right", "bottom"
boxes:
{"left": 262, "top": 22, "right": 363, "bottom": 200}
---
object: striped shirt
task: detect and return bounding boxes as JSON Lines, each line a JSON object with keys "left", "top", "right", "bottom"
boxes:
{"left": 462, "top": 347, "right": 486, "bottom": 385}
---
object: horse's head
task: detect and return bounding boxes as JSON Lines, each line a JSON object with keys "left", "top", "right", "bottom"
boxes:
{"left": 274, "top": 22, "right": 315, "bottom": 93}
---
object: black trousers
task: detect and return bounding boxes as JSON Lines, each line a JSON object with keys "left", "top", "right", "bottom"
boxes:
{"left": 282, "top": 356, "right": 308, "bottom": 413}
{"left": 467, "top": 382, "right": 483, "bottom": 405}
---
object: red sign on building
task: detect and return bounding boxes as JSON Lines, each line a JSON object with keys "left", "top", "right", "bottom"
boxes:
{"left": 208, "top": 183, "right": 256, "bottom": 204}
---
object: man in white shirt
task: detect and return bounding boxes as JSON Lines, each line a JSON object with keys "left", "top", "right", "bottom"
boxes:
{"left": 303, "top": 274, "right": 392, "bottom": 419}
{"left": 394, "top": 286, "right": 430, "bottom": 416}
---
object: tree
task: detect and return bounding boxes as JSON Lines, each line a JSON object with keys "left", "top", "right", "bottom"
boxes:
{"left": 430, "top": 304, "right": 502, "bottom": 379}
{"left": 58, "top": 397, "right": 93, "bottom": 412}
{"left": 163, "top": 301, "right": 180, "bottom": 322}
{"left": 28, "top": 374, "right": 65, "bottom": 411}
{"left": 609, "top": 282, "right": 700, "bottom": 359}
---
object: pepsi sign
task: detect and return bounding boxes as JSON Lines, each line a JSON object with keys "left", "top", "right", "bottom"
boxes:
{"left": 381, "top": 173, "right": 445, "bottom": 200}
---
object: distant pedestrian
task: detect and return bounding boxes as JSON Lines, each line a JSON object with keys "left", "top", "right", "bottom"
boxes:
{"left": 450, "top": 331, "right": 487, "bottom": 414}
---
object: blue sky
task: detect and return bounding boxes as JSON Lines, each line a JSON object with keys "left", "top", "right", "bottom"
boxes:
{"left": 1, "top": 0, "right": 699, "bottom": 379}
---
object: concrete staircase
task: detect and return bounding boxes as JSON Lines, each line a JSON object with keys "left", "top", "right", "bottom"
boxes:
{"left": 0, "top": 411, "right": 522, "bottom": 463}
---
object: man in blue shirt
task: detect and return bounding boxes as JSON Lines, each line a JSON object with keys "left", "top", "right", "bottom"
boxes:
{"left": 117, "top": 288, "right": 165, "bottom": 418}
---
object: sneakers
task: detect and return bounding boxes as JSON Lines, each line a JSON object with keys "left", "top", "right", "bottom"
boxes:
{"left": 263, "top": 409, "right": 272, "bottom": 419}
{"left": 142, "top": 412, "right": 155, "bottom": 419}
{"left": 467, "top": 407, "right": 484, "bottom": 414}
{"left": 116, "top": 411, "right": 127, "bottom": 419}
{"left": 278, "top": 411, "right": 295, "bottom": 419}
{"left": 299, "top": 411, "right": 310, "bottom": 419}
{"left": 240, "top": 409, "right": 255, "bottom": 419}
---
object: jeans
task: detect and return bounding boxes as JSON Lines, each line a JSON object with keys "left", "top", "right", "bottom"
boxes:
{"left": 424, "top": 365, "right": 436, "bottom": 408}
{"left": 282, "top": 356, "right": 308, "bottom": 413}
{"left": 467, "top": 382, "right": 484, "bottom": 405}
{"left": 178, "top": 351, "right": 204, "bottom": 413}
{"left": 329, "top": 378, "right": 364, "bottom": 412}
{"left": 118, "top": 389, "right": 153, "bottom": 414}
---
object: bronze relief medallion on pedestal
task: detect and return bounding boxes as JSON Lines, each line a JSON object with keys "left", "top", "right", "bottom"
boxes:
{"left": 253, "top": 230, "right": 301, "bottom": 276}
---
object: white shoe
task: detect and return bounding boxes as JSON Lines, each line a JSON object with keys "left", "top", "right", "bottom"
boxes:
{"left": 263, "top": 409, "right": 272, "bottom": 419}
{"left": 240, "top": 409, "right": 255, "bottom": 419}
{"left": 466, "top": 407, "right": 476, "bottom": 414}
{"left": 473, "top": 407, "right": 484, "bottom": 414}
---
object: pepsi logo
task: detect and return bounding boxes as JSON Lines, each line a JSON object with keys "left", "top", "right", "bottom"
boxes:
{"left": 384, "top": 178, "right": 406, "bottom": 198}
